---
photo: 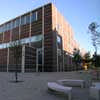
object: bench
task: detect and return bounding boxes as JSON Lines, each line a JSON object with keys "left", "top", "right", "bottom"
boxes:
{"left": 58, "top": 79, "right": 85, "bottom": 88}
{"left": 48, "top": 82, "right": 72, "bottom": 100}
{"left": 92, "top": 82, "right": 100, "bottom": 87}
{"left": 90, "top": 82, "right": 100, "bottom": 100}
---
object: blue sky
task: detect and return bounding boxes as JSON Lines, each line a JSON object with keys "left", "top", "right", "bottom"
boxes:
{"left": 0, "top": 0, "right": 100, "bottom": 54}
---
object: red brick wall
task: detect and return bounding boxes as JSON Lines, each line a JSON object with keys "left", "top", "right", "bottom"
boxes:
{"left": 0, "top": 33, "right": 3, "bottom": 43}
{"left": 4, "top": 31, "right": 10, "bottom": 43}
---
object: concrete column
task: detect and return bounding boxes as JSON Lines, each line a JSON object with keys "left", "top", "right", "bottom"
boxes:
{"left": 62, "top": 15, "right": 64, "bottom": 72}
{"left": 42, "top": 6, "right": 44, "bottom": 72}
{"left": 10, "top": 21, "right": 13, "bottom": 42}
{"left": 19, "top": 16, "right": 21, "bottom": 40}
{"left": 22, "top": 45, "right": 25, "bottom": 73}
{"left": 7, "top": 48, "right": 9, "bottom": 72}
{"left": 55, "top": 7, "right": 58, "bottom": 72}
{"left": 29, "top": 12, "right": 32, "bottom": 46}
{"left": 2, "top": 31, "right": 4, "bottom": 43}
{"left": 36, "top": 49, "right": 38, "bottom": 72}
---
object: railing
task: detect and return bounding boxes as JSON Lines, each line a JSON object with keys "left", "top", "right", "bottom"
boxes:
{"left": 0, "top": 64, "right": 84, "bottom": 72}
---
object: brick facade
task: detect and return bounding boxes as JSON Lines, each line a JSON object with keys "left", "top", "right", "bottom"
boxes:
{"left": 0, "top": 3, "right": 79, "bottom": 72}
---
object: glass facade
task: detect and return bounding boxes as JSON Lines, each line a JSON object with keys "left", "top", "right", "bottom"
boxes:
{"left": 0, "top": 34, "right": 42, "bottom": 49}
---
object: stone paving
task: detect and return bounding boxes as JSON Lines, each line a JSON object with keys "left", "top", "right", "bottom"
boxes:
{"left": 0, "top": 72, "right": 97, "bottom": 100}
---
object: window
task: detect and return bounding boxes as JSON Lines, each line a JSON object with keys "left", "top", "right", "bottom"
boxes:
{"left": 13, "top": 20, "right": 16, "bottom": 28}
{"left": 9, "top": 22, "right": 12, "bottom": 30}
{"left": 57, "top": 35, "right": 61, "bottom": 43}
{"left": 31, "top": 12, "right": 38, "bottom": 22}
{"left": 37, "top": 48, "right": 42, "bottom": 65}
{"left": 6, "top": 22, "right": 11, "bottom": 31}
{"left": 57, "top": 24, "right": 60, "bottom": 30}
{"left": 6, "top": 24, "right": 9, "bottom": 31}
{"left": 15, "top": 18, "right": 20, "bottom": 27}
{"left": 11, "top": 21, "right": 14, "bottom": 29}
{"left": 57, "top": 49, "right": 62, "bottom": 56}
{"left": 0, "top": 27, "right": 1, "bottom": 33}
{"left": 22, "top": 34, "right": 42, "bottom": 44}
{"left": 4, "top": 24, "right": 7, "bottom": 32}
{"left": 10, "top": 22, "right": 13, "bottom": 29}
{"left": 2, "top": 25, "right": 5, "bottom": 32}
{"left": 0, "top": 34, "right": 42, "bottom": 49}
{"left": 0, "top": 26, "right": 2, "bottom": 33}
{"left": 26, "top": 15, "right": 30, "bottom": 24}
{"left": 21, "top": 16, "right": 26, "bottom": 25}
{"left": 12, "top": 19, "right": 20, "bottom": 28}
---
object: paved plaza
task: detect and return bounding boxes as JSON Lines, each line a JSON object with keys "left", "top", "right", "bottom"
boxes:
{"left": 0, "top": 72, "right": 97, "bottom": 100}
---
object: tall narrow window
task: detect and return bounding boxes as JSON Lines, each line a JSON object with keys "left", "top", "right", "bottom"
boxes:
{"left": 0, "top": 26, "right": 2, "bottom": 33}
{"left": 15, "top": 18, "right": 20, "bottom": 27}
{"left": 57, "top": 35, "right": 61, "bottom": 43}
{"left": 9, "top": 22, "right": 12, "bottom": 30}
{"left": 21, "top": 16, "right": 26, "bottom": 25}
{"left": 4, "top": 24, "right": 7, "bottom": 32}
{"left": 31, "top": 11, "right": 38, "bottom": 22}
{"left": 6, "top": 22, "right": 11, "bottom": 31}
{"left": 6, "top": 24, "right": 9, "bottom": 31}
{"left": 26, "top": 15, "right": 30, "bottom": 24}
{"left": 3, "top": 25, "right": 5, "bottom": 32}
{"left": 10, "top": 22, "right": 13, "bottom": 30}
{"left": 11, "top": 21, "right": 14, "bottom": 29}
{"left": 13, "top": 20, "right": 16, "bottom": 28}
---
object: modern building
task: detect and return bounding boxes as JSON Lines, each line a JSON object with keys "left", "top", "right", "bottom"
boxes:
{"left": 0, "top": 3, "right": 79, "bottom": 72}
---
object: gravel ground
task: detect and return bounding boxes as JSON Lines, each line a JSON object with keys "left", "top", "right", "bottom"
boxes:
{"left": 0, "top": 72, "right": 97, "bottom": 100}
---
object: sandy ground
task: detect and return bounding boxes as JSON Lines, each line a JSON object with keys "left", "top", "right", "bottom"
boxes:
{"left": 0, "top": 72, "right": 97, "bottom": 100}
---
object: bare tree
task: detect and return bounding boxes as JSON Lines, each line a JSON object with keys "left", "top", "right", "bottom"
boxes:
{"left": 88, "top": 22, "right": 100, "bottom": 54}
{"left": 88, "top": 22, "right": 100, "bottom": 80}
{"left": 9, "top": 40, "right": 22, "bottom": 82}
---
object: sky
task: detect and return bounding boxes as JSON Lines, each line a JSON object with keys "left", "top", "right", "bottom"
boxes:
{"left": 0, "top": 0, "right": 100, "bottom": 55}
